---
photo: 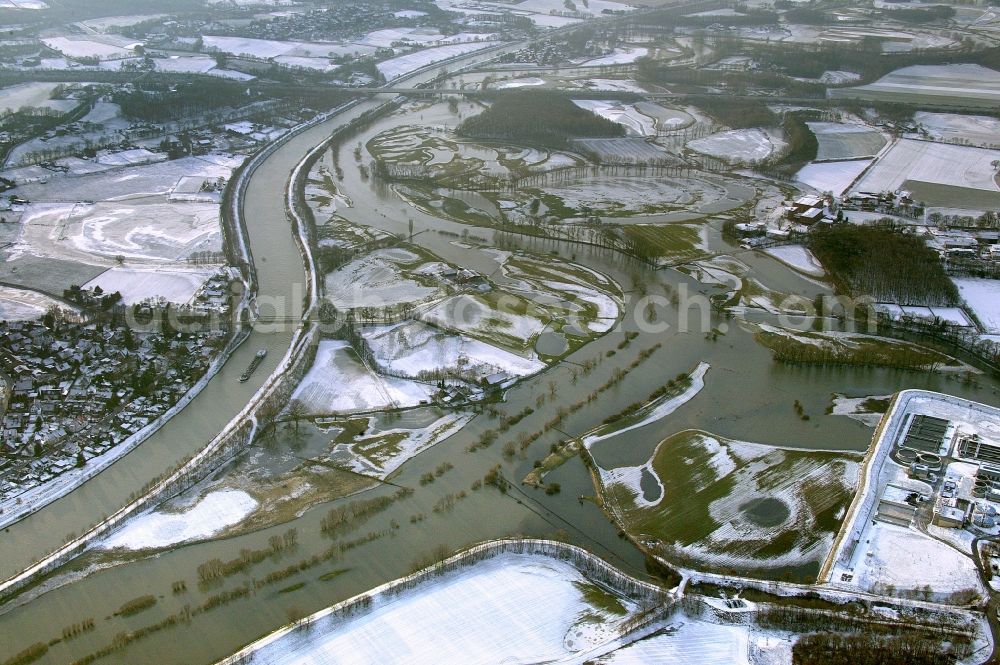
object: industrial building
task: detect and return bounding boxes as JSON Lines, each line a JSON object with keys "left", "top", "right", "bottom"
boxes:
{"left": 958, "top": 433, "right": 1000, "bottom": 465}
{"left": 900, "top": 414, "right": 950, "bottom": 454}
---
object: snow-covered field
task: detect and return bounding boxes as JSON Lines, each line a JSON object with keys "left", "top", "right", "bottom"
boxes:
{"left": 0, "top": 0, "right": 48, "bottom": 8}
{"left": 0, "top": 82, "right": 77, "bottom": 115}
{"left": 377, "top": 42, "right": 496, "bottom": 81}
{"left": 853, "top": 139, "right": 1000, "bottom": 198}
{"left": 954, "top": 277, "right": 1000, "bottom": 332}
{"left": 292, "top": 340, "right": 438, "bottom": 414}
{"left": 228, "top": 553, "right": 642, "bottom": 665}
{"left": 100, "top": 490, "right": 257, "bottom": 551}
{"left": 421, "top": 294, "right": 548, "bottom": 346}
{"left": 807, "top": 122, "right": 886, "bottom": 161}
{"left": 853, "top": 522, "right": 982, "bottom": 595}
{"left": 687, "top": 128, "right": 785, "bottom": 164}
{"left": 831, "top": 64, "right": 1000, "bottom": 107}
{"left": 603, "top": 429, "right": 860, "bottom": 571}
{"left": 363, "top": 321, "right": 545, "bottom": 382}
{"left": 150, "top": 55, "right": 219, "bottom": 74}
{"left": 572, "top": 78, "right": 646, "bottom": 93}
{"left": 202, "top": 35, "right": 375, "bottom": 60}
{"left": 323, "top": 249, "right": 444, "bottom": 309}
{"left": 84, "top": 266, "right": 219, "bottom": 305}
{"left": 597, "top": 621, "right": 750, "bottom": 664}
{"left": 494, "top": 76, "right": 546, "bottom": 89}
{"left": 14, "top": 199, "right": 223, "bottom": 266}
{"left": 41, "top": 35, "right": 139, "bottom": 60}
{"left": 577, "top": 46, "right": 648, "bottom": 67}
{"left": 0, "top": 285, "right": 70, "bottom": 321}
{"left": 763, "top": 244, "right": 825, "bottom": 277}
{"left": 795, "top": 159, "right": 871, "bottom": 196}
{"left": 915, "top": 112, "right": 1000, "bottom": 148}
{"left": 573, "top": 138, "right": 673, "bottom": 163}
{"left": 572, "top": 100, "right": 656, "bottom": 136}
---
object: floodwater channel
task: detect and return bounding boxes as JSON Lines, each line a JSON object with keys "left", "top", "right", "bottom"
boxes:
{"left": 3, "top": 67, "right": 1000, "bottom": 665}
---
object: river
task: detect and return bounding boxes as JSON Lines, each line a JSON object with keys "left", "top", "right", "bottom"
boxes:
{"left": 2, "top": 51, "right": 1000, "bottom": 665}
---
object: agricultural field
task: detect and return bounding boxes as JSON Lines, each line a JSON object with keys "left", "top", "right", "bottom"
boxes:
{"left": 571, "top": 78, "right": 647, "bottom": 93}
{"left": 575, "top": 46, "right": 648, "bottom": 67}
{"left": 14, "top": 199, "right": 223, "bottom": 266}
{"left": 762, "top": 245, "right": 825, "bottom": 278}
{"left": 292, "top": 340, "right": 438, "bottom": 414}
{"left": 0, "top": 82, "right": 78, "bottom": 115}
{"left": 2, "top": 153, "right": 238, "bottom": 297}
{"left": 795, "top": 159, "right": 872, "bottom": 196}
{"left": 852, "top": 139, "right": 1000, "bottom": 208}
{"left": 323, "top": 246, "right": 446, "bottom": 310}
{"left": 686, "top": 128, "right": 786, "bottom": 165}
{"left": 571, "top": 100, "right": 658, "bottom": 136}
{"left": 201, "top": 35, "right": 376, "bottom": 60}
{"left": 572, "top": 138, "right": 676, "bottom": 163}
{"left": 617, "top": 223, "right": 710, "bottom": 265}
{"left": 953, "top": 277, "right": 1000, "bottom": 333}
{"left": 0, "top": 284, "right": 70, "bottom": 321}
{"left": 830, "top": 64, "right": 1000, "bottom": 108}
{"left": 914, "top": 112, "right": 1000, "bottom": 148}
{"left": 376, "top": 42, "right": 496, "bottom": 81}
{"left": 83, "top": 266, "right": 223, "bottom": 305}
{"left": 597, "top": 619, "right": 760, "bottom": 664}
{"left": 598, "top": 429, "right": 860, "bottom": 577}
{"left": 521, "top": 172, "right": 756, "bottom": 220}
{"left": 362, "top": 320, "right": 546, "bottom": 383}
{"left": 41, "top": 35, "right": 139, "bottom": 60}
{"left": 806, "top": 122, "right": 886, "bottom": 161}
{"left": 227, "top": 553, "right": 648, "bottom": 665}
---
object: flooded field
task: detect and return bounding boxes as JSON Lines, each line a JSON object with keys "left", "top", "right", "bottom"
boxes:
{"left": 3, "top": 75, "right": 1000, "bottom": 665}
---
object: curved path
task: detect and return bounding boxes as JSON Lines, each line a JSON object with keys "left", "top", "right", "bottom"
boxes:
{"left": 0, "top": 42, "right": 523, "bottom": 584}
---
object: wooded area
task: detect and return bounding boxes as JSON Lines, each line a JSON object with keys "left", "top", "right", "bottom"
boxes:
{"left": 457, "top": 90, "right": 624, "bottom": 149}
{"left": 809, "top": 223, "right": 959, "bottom": 305}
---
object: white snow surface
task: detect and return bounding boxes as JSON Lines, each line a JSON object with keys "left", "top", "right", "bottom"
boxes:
{"left": 577, "top": 47, "right": 648, "bottom": 67}
{"left": 234, "top": 553, "right": 639, "bottom": 665}
{"left": 364, "top": 321, "right": 545, "bottom": 381}
{"left": 597, "top": 620, "right": 750, "bottom": 664}
{"left": 100, "top": 490, "right": 257, "bottom": 550}
{"left": 854, "top": 522, "right": 982, "bottom": 595}
{"left": 572, "top": 99, "right": 656, "bottom": 136}
{"left": 795, "top": 159, "right": 871, "bottom": 196}
{"left": 763, "top": 244, "right": 825, "bottom": 277}
{"left": 494, "top": 76, "right": 546, "bottom": 89}
{"left": 687, "top": 128, "right": 785, "bottom": 164}
{"left": 84, "top": 266, "right": 217, "bottom": 305}
{"left": 954, "top": 277, "right": 1000, "bottom": 332}
{"left": 0, "top": 285, "right": 70, "bottom": 321}
{"left": 292, "top": 340, "right": 437, "bottom": 414}
{"left": 377, "top": 42, "right": 496, "bottom": 81}
{"left": 854, "top": 138, "right": 1000, "bottom": 195}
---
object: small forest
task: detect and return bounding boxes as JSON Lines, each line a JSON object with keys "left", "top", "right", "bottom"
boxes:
{"left": 808, "top": 223, "right": 959, "bottom": 305}
{"left": 457, "top": 90, "right": 624, "bottom": 149}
